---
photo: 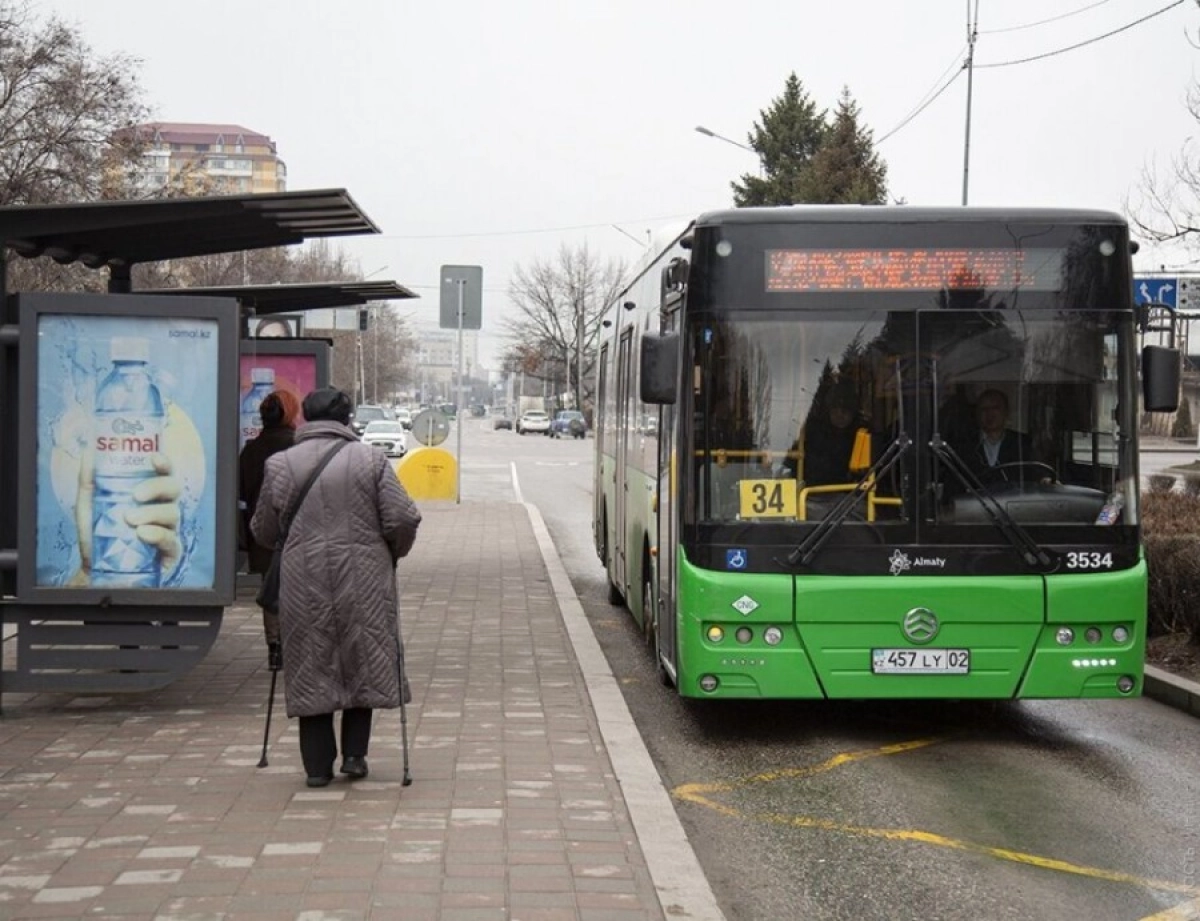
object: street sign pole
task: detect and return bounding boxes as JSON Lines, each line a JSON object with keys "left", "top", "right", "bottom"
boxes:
{"left": 439, "top": 264, "right": 483, "bottom": 505}
{"left": 456, "top": 280, "right": 464, "bottom": 505}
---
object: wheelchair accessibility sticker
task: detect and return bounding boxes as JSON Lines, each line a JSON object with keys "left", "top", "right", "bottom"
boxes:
{"left": 726, "top": 548, "right": 748, "bottom": 570}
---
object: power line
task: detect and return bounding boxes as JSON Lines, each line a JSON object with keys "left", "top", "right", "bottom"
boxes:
{"left": 977, "top": 0, "right": 1185, "bottom": 68}
{"left": 876, "top": 44, "right": 967, "bottom": 145}
{"left": 376, "top": 213, "right": 692, "bottom": 241}
{"left": 877, "top": 67, "right": 966, "bottom": 145}
{"left": 980, "top": 0, "right": 1114, "bottom": 34}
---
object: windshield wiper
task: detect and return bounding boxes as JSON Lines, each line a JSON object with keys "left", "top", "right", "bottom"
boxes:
{"left": 924, "top": 354, "right": 1055, "bottom": 572}
{"left": 784, "top": 359, "right": 913, "bottom": 569}
{"left": 784, "top": 431, "right": 912, "bottom": 568}
{"left": 931, "top": 436, "right": 1056, "bottom": 571}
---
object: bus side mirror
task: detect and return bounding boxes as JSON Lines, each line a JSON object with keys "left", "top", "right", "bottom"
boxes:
{"left": 1142, "top": 344, "right": 1180, "bottom": 413}
{"left": 640, "top": 332, "right": 678, "bottom": 405}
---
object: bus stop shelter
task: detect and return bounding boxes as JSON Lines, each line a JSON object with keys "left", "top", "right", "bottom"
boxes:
{"left": 0, "top": 190, "right": 410, "bottom": 700}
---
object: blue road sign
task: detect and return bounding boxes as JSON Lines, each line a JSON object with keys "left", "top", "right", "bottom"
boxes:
{"left": 1134, "top": 276, "right": 1177, "bottom": 309}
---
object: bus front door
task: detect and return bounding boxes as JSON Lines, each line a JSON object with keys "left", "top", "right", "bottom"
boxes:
{"left": 614, "top": 328, "right": 633, "bottom": 598}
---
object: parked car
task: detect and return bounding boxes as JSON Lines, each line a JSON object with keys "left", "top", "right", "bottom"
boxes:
{"left": 360, "top": 420, "right": 407, "bottom": 457}
{"left": 394, "top": 408, "right": 413, "bottom": 430}
{"left": 550, "top": 410, "right": 586, "bottom": 439}
{"left": 493, "top": 415, "right": 514, "bottom": 431}
{"left": 516, "top": 409, "right": 551, "bottom": 435}
{"left": 351, "top": 404, "right": 388, "bottom": 436}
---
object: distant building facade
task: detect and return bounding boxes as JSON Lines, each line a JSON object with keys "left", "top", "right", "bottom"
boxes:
{"left": 410, "top": 321, "right": 480, "bottom": 404}
{"left": 129, "top": 123, "right": 287, "bottom": 196}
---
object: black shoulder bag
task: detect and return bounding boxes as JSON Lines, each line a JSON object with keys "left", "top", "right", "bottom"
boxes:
{"left": 256, "top": 440, "right": 349, "bottom": 614}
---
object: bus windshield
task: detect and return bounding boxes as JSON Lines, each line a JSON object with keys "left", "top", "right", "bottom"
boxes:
{"left": 688, "top": 306, "right": 1136, "bottom": 539}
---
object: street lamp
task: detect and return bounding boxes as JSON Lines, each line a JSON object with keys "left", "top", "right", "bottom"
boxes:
{"left": 694, "top": 125, "right": 756, "bottom": 155}
{"left": 694, "top": 125, "right": 762, "bottom": 178}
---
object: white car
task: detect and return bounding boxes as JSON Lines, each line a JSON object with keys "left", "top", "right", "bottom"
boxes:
{"left": 361, "top": 420, "right": 408, "bottom": 457}
{"left": 517, "top": 410, "right": 551, "bottom": 435}
{"left": 394, "top": 408, "right": 413, "bottom": 430}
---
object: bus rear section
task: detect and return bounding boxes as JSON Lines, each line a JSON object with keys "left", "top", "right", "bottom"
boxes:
{"left": 674, "top": 556, "right": 1146, "bottom": 699}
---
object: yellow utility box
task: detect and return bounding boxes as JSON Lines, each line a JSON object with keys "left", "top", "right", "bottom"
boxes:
{"left": 396, "top": 446, "right": 458, "bottom": 501}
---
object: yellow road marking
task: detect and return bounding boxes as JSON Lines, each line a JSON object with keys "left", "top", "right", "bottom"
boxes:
{"left": 674, "top": 737, "right": 942, "bottom": 805}
{"left": 672, "top": 738, "right": 1200, "bottom": 900}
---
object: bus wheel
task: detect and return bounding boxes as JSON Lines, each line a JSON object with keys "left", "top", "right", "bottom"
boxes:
{"left": 644, "top": 570, "right": 672, "bottom": 688}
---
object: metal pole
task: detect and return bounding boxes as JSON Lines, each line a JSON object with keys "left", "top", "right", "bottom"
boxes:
{"left": 456, "top": 281, "right": 464, "bottom": 505}
{"left": 353, "top": 331, "right": 360, "bottom": 408}
{"left": 961, "top": 0, "right": 978, "bottom": 206}
{"left": 372, "top": 305, "right": 378, "bottom": 404}
{"left": 576, "top": 299, "right": 584, "bottom": 413}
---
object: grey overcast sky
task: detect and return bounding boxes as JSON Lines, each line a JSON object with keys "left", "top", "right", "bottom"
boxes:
{"left": 37, "top": 0, "right": 1200, "bottom": 367}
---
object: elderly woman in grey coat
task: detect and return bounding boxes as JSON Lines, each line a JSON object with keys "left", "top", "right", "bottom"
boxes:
{"left": 251, "top": 387, "right": 421, "bottom": 787}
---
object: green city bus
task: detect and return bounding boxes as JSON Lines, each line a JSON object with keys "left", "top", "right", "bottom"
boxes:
{"left": 592, "top": 206, "right": 1180, "bottom": 700}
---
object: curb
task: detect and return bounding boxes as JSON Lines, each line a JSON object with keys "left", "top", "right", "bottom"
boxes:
{"left": 1144, "top": 664, "right": 1200, "bottom": 717}
{"left": 523, "top": 501, "right": 727, "bottom": 921}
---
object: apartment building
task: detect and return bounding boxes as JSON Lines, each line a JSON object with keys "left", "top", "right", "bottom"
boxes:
{"left": 129, "top": 122, "right": 287, "bottom": 196}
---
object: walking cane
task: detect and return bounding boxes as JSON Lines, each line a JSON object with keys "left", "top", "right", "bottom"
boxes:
{"left": 396, "top": 628, "right": 413, "bottom": 786}
{"left": 258, "top": 644, "right": 281, "bottom": 768}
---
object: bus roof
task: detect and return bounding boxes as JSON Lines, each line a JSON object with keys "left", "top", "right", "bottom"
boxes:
{"left": 694, "top": 205, "right": 1126, "bottom": 228}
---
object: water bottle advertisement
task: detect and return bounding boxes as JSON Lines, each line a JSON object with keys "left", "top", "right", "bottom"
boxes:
{"left": 237, "top": 345, "right": 324, "bottom": 451}
{"left": 17, "top": 294, "right": 239, "bottom": 604}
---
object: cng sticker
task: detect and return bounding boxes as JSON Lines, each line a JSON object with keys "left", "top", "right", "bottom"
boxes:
{"left": 732, "top": 595, "right": 759, "bottom": 616}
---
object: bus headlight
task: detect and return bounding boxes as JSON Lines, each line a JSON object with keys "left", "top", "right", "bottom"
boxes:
{"left": 1117, "top": 675, "right": 1136, "bottom": 693}
{"left": 706, "top": 625, "right": 725, "bottom": 644}
{"left": 1112, "top": 626, "right": 1130, "bottom": 644}
{"left": 763, "top": 626, "right": 784, "bottom": 646}
{"left": 1084, "top": 627, "right": 1102, "bottom": 644}
{"left": 1055, "top": 627, "right": 1075, "bottom": 646}
{"left": 735, "top": 627, "right": 753, "bottom": 644}
{"left": 699, "top": 674, "right": 719, "bottom": 692}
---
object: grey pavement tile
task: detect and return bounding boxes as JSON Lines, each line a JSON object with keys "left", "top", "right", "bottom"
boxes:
{"left": 0, "top": 502, "right": 668, "bottom": 921}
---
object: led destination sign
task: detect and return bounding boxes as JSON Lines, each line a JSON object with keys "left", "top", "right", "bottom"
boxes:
{"left": 765, "top": 248, "right": 1064, "bottom": 292}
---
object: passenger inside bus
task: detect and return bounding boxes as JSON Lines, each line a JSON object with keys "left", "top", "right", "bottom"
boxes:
{"left": 781, "top": 382, "right": 867, "bottom": 486}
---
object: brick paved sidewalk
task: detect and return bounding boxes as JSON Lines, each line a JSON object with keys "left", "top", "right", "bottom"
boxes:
{"left": 0, "top": 501, "right": 665, "bottom": 920}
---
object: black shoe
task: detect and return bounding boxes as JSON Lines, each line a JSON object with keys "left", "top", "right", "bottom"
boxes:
{"left": 305, "top": 774, "right": 333, "bottom": 788}
{"left": 340, "top": 756, "right": 368, "bottom": 779}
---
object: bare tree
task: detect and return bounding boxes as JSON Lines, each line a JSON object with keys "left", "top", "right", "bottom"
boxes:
{"left": 1127, "top": 34, "right": 1200, "bottom": 259}
{"left": 133, "top": 237, "right": 364, "bottom": 290}
{"left": 0, "top": 2, "right": 148, "bottom": 207}
{"left": 0, "top": 2, "right": 150, "bottom": 291}
{"left": 503, "top": 243, "right": 626, "bottom": 411}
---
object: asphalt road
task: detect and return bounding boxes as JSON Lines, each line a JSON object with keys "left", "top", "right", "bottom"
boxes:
{"left": 453, "top": 418, "right": 1200, "bottom": 921}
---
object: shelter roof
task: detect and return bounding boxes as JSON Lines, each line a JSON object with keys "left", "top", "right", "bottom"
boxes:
{"left": 138, "top": 281, "right": 418, "bottom": 315}
{"left": 0, "top": 189, "right": 378, "bottom": 270}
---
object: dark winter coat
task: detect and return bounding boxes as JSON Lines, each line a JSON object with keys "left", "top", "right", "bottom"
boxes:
{"left": 238, "top": 423, "right": 296, "bottom": 573}
{"left": 250, "top": 420, "right": 422, "bottom": 718}
{"left": 957, "top": 428, "right": 1035, "bottom": 482}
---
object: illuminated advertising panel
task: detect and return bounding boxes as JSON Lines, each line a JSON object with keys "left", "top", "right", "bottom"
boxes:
{"left": 18, "top": 293, "right": 239, "bottom": 604}
{"left": 237, "top": 339, "right": 329, "bottom": 450}
{"left": 765, "top": 248, "right": 1065, "bottom": 292}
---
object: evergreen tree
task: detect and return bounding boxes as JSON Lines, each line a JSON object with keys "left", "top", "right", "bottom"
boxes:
{"left": 795, "top": 87, "right": 888, "bottom": 204}
{"left": 732, "top": 73, "right": 826, "bottom": 207}
{"left": 731, "top": 76, "right": 889, "bottom": 208}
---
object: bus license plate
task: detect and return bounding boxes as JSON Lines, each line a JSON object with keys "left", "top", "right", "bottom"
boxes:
{"left": 872, "top": 648, "right": 970, "bottom": 675}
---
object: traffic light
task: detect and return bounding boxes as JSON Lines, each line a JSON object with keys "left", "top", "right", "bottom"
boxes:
{"left": 358, "top": 308, "right": 369, "bottom": 331}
